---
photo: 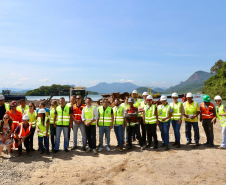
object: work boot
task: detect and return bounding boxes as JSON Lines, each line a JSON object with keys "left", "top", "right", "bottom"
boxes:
{"left": 203, "top": 142, "right": 209, "bottom": 146}
{"left": 195, "top": 142, "right": 200, "bottom": 146}
{"left": 153, "top": 145, "right": 158, "bottom": 149}
{"left": 160, "top": 143, "right": 165, "bottom": 147}
{"left": 71, "top": 146, "right": 77, "bottom": 150}
{"left": 172, "top": 141, "right": 177, "bottom": 146}
{"left": 40, "top": 149, "right": 44, "bottom": 154}
{"left": 186, "top": 141, "right": 192, "bottom": 145}
{"left": 176, "top": 142, "right": 181, "bottom": 148}
{"left": 127, "top": 146, "right": 132, "bottom": 150}
{"left": 165, "top": 145, "right": 169, "bottom": 151}
{"left": 206, "top": 143, "right": 214, "bottom": 147}
{"left": 46, "top": 150, "right": 50, "bottom": 155}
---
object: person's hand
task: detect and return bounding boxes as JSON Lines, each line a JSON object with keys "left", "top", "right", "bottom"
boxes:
{"left": 156, "top": 120, "right": 159, "bottom": 125}
{"left": 143, "top": 121, "right": 146, "bottom": 125}
{"left": 70, "top": 123, "right": 73, "bottom": 129}
{"left": 18, "top": 140, "right": 22, "bottom": 146}
{"left": 110, "top": 125, "right": 113, "bottom": 129}
{"left": 162, "top": 118, "right": 166, "bottom": 122}
{"left": 184, "top": 114, "right": 189, "bottom": 119}
{"left": 200, "top": 118, "right": 202, "bottom": 122}
{"left": 22, "top": 137, "right": 25, "bottom": 143}
{"left": 211, "top": 118, "right": 215, "bottom": 124}
{"left": 177, "top": 119, "right": 181, "bottom": 124}
{"left": 46, "top": 133, "right": 49, "bottom": 138}
{"left": 190, "top": 116, "right": 196, "bottom": 120}
{"left": 53, "top": 123, "right": 56, "bottom": 128}
{"left": 122, "top": 124, "right": 125, "bottom": 129}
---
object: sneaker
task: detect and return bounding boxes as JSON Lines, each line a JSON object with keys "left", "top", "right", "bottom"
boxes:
{"left": 125, "top": 142, "right": 129, "bottom": 146}
{"left": 71, "top": 146, "right": 77, "bottom": 150}
{"left": 8, "top": 153, "right": 13, "bottom": 158}
{"left": 115, "top": 145, "right": 119, "bottom": 148}
{"left": 86, "top": 147, "right": 91, "bottom": 153}
{"left": 93, "top": 149, "right": 97, "bottom": 154}
{"left": 186, "top": 141, "right": 192, "bottom": 145}
{"left": 218, "top": 146, "right": 226, "bottom": 149}
{"left": 64, "top": 149, "right": 69, "bottom": 152}
{"left": 195, "top": 142, "right": 200, "bottom": 146}
{"left": 146, "top": 144, "right": 151, "bottom": 148}
{"left": 106, "top": 147, "right": 111, "bottom": 152}
{"left": 165, "top": 145, "right": 169, "bottom": 151}
{"left": 98, "top": 147, "right": 103, "bottom": 152}
{"left": 141, "top": 146, "right": 145, "bottom": 150}
{"left": 119, "top": 147, "right": 123, "bottom": 152}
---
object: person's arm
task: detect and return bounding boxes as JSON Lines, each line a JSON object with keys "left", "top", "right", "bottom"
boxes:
{"left": 129, "top": 108, "right": 138, "bottom": 117}
{"left": 0, "top": 122, "right": 4, "bottom": 141}
{"left": 81, "top": 109, "right": 85, "bottom": 122}
{"left": 46, "top": 120, "right": 50, "bottom": 138}
{"left": 97, "top": 110, "right": 100, "bottom": 127}
{"left": 5, "top": 123, "right": 14, "bottom": 141}
{"left": 122, "top": 108, "right": 125, "bottom": 128}
{"left": 142, "top": 109, "right": 146, "bottom": 125}
{"left": 124, "top": 109, "right": 131, "bottom": 118}
{"left": 155, "top": 108, "right": 159, "bottom": 125}
{"left": 178, "top": 104, "right": 184, "bottom": 124}
{"left": 53, "top": 110, "right": 57, "bottom": 128}
{"left": 110, "top": 110, "right": 114, "bottom": 129}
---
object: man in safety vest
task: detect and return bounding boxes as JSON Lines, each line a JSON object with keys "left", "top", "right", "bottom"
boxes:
{"left": 132, "top": 90, "right": 144, "bottom": 143}
{"left": 113, "top": 98, "right": 125, "bottom": 152}
{"left": 143, "top": 95, "right": 158, "bottom": 149}
{"left": 0, "top": 95, "right": 10, "bottom": 120}
{"left": 200, "top": 95, "right": 216, "bottom": 147}
{"left": 170, "top": 92, "right": 184, "bottom": 148}
{"left": 120, "top": 96, "right": 129, "bottom": 145}
{"left": 53, "top": 97, "right": 73, "bottom": 153}
{"left": 67, "top": 95, "right": 76, "bottom": 147}
{"left": 213, "top": 95, "right": 226, "bottom": 149}
{"left": 97, "top": 98, "right": 114, "bottom": 152}
{"left": 7, "top": 101, "right": 23, "bottom": 149}
{"left": 71, "top": 95, "right": 86, "bottom": 151}
{"left": 17, "top": 99, "right": 29, "bottom": 115}
{"left": 183, "top": 92, "right": 200, "bottom": 146}
{"left": 14, "top": 114, "right": 32, "bottom": 157}
{"left": 82, "top": 97, "right": 98, "bottom": 154}
{"left": 140, "top": 92, "right": 148, "bottom": 144}
{"left": 125, "top": 98, "right": 145, "bottom": 150}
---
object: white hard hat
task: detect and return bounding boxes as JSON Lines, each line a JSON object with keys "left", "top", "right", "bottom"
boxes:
{"left": 171, "top": 92, "right": 178, "bottom": 97}
{"left": 160, "top": 95, "right": 167, "bottom": 101}
{"left": 186, "top": 92, "right": 193, "bottom": 98}
{"left": 142, "top": 92, "right": 148, "bottom": 96}
{"left": 22, "top": 114, "right": 30, "bottom": 120}
{"left": 147, "top": 95, "right": 153, "bottom": 100}
{"left": 0, "top": 95, "right": 5, "bottom": 100}
{"left": 38, "top": 109, "right": 46, "bottom": 114}
{"left": 132, "top": 90, "right": 138, "bottom": 94}
{"left": 214, "top": 95, "right": 222, "bottom": 100}
{"left": 128, "top": 98, "right": 134, "bottom": 103}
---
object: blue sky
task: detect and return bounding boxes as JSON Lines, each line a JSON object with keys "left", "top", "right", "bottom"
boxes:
{"left": 0, "top": 0, "right": 225, "bottom": 89}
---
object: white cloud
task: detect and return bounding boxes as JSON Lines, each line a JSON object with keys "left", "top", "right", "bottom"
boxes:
{"left": 18, "top": 78, "right": 30, "bottom": 81}
{"left": 120, "top": 79, "right": 134, "bottom": 83}
{"left": 39, "top": 79, "right": 51, "bottom": 82}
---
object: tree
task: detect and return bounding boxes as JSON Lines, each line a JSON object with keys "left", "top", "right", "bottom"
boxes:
{"left": 210, "top": 59, "right": 224, "bottom": 74}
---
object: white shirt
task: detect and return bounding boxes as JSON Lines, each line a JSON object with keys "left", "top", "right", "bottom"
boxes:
{"left": 81, "top": 105, "right": 98, "bottom": 122}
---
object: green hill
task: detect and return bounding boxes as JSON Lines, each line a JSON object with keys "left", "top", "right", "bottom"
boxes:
{"left": 203, "top": 61, "right": 226, "bottom": 99}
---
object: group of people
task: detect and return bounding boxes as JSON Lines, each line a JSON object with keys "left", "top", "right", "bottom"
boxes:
{"left": 0, "top": 90, "right": 225, "bottom": 158}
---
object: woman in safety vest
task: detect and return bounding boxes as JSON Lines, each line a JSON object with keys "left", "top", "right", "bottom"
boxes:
{"left": 158, "top": 95, "right": 173, "bottom": 150}
{"left": 49, "top": 100, "right": 58, "bottom": 151}
{"left": 214, "top": 95, "right": 226, "bottom": 149}
{"left": 23, "top": 102, "right": 37, "bottom": 151}
{"left": 0, "top": 114, "right": 14, "bottom": 158}
{"left": 37, "top": 109, "right": 50, "bottom": 154}
{"left": 143, "top": 95, "right": 158, "bottom": 149}
{"left": 170, "top": 92, "right": 184, "bottom": 148}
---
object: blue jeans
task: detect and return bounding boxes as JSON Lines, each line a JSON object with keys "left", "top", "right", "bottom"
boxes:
{"left": 38, "top": 136, "right": 49, "bottom": 151}
{"left": 221, "top": 126, "right": 226, "bottom": 148}
{"left": 114, "top": 125, "right": 123, "bottom": 147}
{"left": 159, "top": 120, "right": 170, "bottom": 145}
{"left": 99, "top": 126, "right": 110, "bottom": 148}
{"left": 73, "top": 122, "right": 86, "bottom": 147}
{"left": 185, "top": 121, "right": 200, "bottom": 143}
{"left": 171, "top": 120, "right": 182, "bottom": 142}
{"left": 55, "top": 126, "right": 69, "bottom": 150}
{"left": 50, "top": 124, "right": 56, "bottom": 150}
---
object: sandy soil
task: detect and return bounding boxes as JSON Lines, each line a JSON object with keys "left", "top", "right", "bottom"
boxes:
{"left": 1, "top": 119, "right": 226, "bottom": 185}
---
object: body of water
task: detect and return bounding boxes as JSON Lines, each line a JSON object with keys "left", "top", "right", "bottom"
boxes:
{"left": 26, "top": 94, "right": 210, "bottom": 105}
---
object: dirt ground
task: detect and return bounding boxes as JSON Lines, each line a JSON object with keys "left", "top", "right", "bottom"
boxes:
{"left": 1, "top": 118, "right": 226, "bottom": 185}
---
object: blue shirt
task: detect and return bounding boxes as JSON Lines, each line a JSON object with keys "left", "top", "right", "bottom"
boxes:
{"left": 37, "top": 108, "right": 50, "bottom": 116}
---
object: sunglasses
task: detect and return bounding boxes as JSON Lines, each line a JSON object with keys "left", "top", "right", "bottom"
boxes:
{"left": 76, "top": 98, "right": 80, "bottom": 99}
{"left": 29, "top": 106, "right": 33, "bottom": 107}
{"left": 11, "top": 106, "right": 16, "bottom": 107}
{"left": 3, "top": 117, "right": 9, "bottom": 119}
{"left": 147, "top": 100, "right": 152, "bottom": 101}
{"left": 215, "top": 100, "right": 221, "bottom": 102}
{"left": 173, "top": 97, "right": 178, "bottom": 99}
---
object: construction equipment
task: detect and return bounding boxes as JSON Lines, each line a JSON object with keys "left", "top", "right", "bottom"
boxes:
{"left": 2, "top": 90, "right": 26, "bottom": 101}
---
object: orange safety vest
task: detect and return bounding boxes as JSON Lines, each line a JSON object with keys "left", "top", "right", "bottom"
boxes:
{"left": 200, "top": 102, "right": 214, "bottom": 119}
{"left": 73, "top": 104, "right": 85, "bottom": 121}
{"left": 7, "top": 110, "right": 22, "bottom": 125}
{"left": 14, "top": 123, "right": 32, "bottom": 139}
{"left": 126, "top": 107, "right": 139, "bottom": 124}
